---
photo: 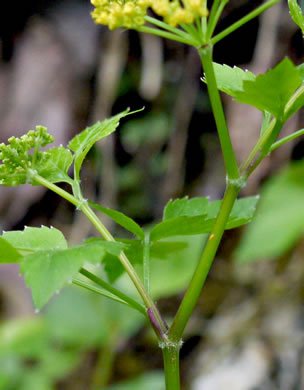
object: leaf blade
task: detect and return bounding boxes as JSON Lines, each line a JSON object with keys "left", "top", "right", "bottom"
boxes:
{"left": 20, "top": 242, "right": 110, "bottom": 309}
{"left": 34, "top": 147, "right": 74, "bottom": 185}
{"left": 89, "top": 201, "right": 144, "bottom": 239}
{"left": 0, "top": 238, "right": 23, "bottom": 263}
{"left": 2, "top": 226, "right": 68, "bottom": 253}
{"left": 68, "top": 109, "right": 134, "bottom": 179}
{"left": 150, "top": 196, "right": 259, "bottom": 241}
{"left": 234, "top": 58, "right": 302, "bottom": 117}
{"left": 288, "top": 0, "right": 304, "bottom": 35}
{"left": 202, "top": 63, "right": 256, "bottom": 97}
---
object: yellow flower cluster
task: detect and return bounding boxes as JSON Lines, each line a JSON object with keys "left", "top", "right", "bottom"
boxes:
{"left": 91, "top": 0, "right": 208, "bottom": 30}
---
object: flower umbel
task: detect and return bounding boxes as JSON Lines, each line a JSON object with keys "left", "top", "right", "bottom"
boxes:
{"left": 0, "top": 126, "right": 54, "bottom": 186}
{"left": 90, "top": 0, "right": 208, "bottom": 29}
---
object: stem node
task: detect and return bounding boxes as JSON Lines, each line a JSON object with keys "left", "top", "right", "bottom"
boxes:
{"left": 226, "top": 175, "right": 247, "bottom": 190}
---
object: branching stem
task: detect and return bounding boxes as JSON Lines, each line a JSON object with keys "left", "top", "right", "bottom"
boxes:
{"left": 32, "top": 173, "right": 167, "bottom": 340}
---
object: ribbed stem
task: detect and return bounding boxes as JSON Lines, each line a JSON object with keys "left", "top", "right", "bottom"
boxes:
{"left": 162, "top": 344, "right": 181, "bottom": 390}
{"left": 169, "top": 183, "right": 240, "bottom": 342}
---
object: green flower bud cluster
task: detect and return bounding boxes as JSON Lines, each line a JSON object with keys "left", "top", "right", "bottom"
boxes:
{"left": 0, "top": 126, "right": 54, "bottom": 186}
{"left": 91, "top": 0, "right": 208, "bottom": 29}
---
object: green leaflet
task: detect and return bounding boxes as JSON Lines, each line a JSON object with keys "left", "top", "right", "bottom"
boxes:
{"left": 20, "top": 240, "right": 126, "bottom": 309}
{"left": 150, "top": 215, "right": 210, "bottom": 241}
{"left": 150, "top": 196, "right": 259, "bottom": 241}
{"left": 236, "top": 161, "right": 304, "bottom": 263}
{"left": 202, "top": 63, "right": 256, "bottom": 96}
{"left": 0, "top": 238, "right": 23, "bottom": 263}
{"left": 163, "top": 196, "right": 209, "bottom": 219}
{"left": 68, "top": 109, "right": 142, "bottom": 180}
{"left": 234, "top": 58, "right": 302, "bottom": 117}
{"left": 2, "top": 226, "right": 68, "bottom": 254}
{"left": 89, "top": 201, "right": 144, "bottom": 239}
{"left": 288, "top": 0, "right": 304, "bottom": 35}
{"left": 0, "top": 226, "right": 126, "bottom": 309}
{"left": 208, "top": 59, "right": 302, "bottom": 118}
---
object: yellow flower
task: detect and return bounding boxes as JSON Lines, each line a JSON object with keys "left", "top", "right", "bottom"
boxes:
{"left": 90, "top": 0, "right": 208, "bottom": 29}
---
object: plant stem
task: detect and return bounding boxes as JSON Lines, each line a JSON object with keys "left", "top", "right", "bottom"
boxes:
{"left": 284, "top": 84, "right": 304, "bottom": 121}
{"left": 180, "top": 23, "right": 202, "bottom": 44}
{"left": 143, "top": 232, "right": 151, "bottom": 294}
{"left": 78, "top": 204, "right": 168, "bottom": 339}
{"left": 144, "top": 16, "right": 195, "bottom": 42}
{"left": 31, "top": 173, "right": 81, "bottom": 207}
{"left": 240, "top": 118, "right": 276, "bottom": 173}
{"left": 240, "top": 117, "right": 286, "bottom": 176}
{"left": 200, "top": 0, "right": 208, "bottom": 40}
{"left": 78, "top": 268, "right": 146, "bottom": 314}
{"left": 32, "top": 174, "right": 167, "bottom": 340}
{"left": 138, "top": 25, "right": 196, "bottom": 46}
{"left": 211, "top": 0, "right": 280, "bottom": 45}
{"left": 162, "top": 344, "right": 181, "bottom": 390}
{"left": 169, "top": 183, "right": 240, "bottom": 342}
{"left": 206, "top": 0, "right": 228, "bottom": 41}
{"left": 198, "top": 45, "right": 240, "bottom": 181}
{"left": 270, "top": 128, "right": 304, "bottom": 152}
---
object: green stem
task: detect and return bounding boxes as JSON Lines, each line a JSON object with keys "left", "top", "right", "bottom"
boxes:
{"left": 200, "top": 0, "right": 208, "bottom": 40}
{"left": 31, "top": 173, "right": 81, "bottom": 207}
{"left": 78, "top": 204, "right": 168, "bottom": 339}
{"left": 78, "top": 268, "right": 146, "bottom": 315}
{"left": 180, "top": 23, "right": 202, "bottom": 44}
{"left": 138, "top": 25, "right": 196, "bottom": 46}
{"left": 211, "top": 0, "right": 280, "bottom": 45}
{"left": 199, "top": 45, "right": 240, "bottom": 180}
{"left": 284, "top": 84, "right": 304, "bottom": 121}
{"left": 162, "top": 344, "right": 181, "bottom": 390}
{"left": 143, "top": 232, "right": 151, "bottom": 294}
{"left": 169, "top": 183, "right": 240, "bottom": 342}
{"left": 206, "top": 0, "right": 228, "bottom": 41}
{"left": 240, "top": 118, "right": 285, "bottom": 176}
{"left": 144, "top": 16, "right": 195, "bottom": 42}
{"left": 32, "top": 174, "right": 167, "bottom": 340}
{"left": 270, "top": 128, "right": 304, "bottom": 152}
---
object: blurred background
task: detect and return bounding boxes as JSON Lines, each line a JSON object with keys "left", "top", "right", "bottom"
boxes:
{"left": 0, "top": 0, "right": 304, "bottom": 389}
